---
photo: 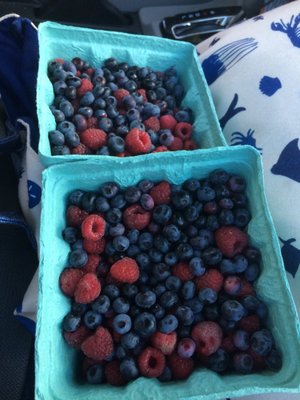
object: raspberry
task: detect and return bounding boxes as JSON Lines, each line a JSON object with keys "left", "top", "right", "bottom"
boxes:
{"left": 221, "top": 334, "right": 236, "bottom": 354}
{"left": 71, "top": 98, "right": 80, "bottom": 113}
{"left": 59, "top": 267, "right": 85, "bottom": 297}
{"left": 83, "top": 254, "right": 100, "bottom": 273}
{"left": 215, "top": 226, "right": 248, "bottom": 258}
{"left": 151, "top": 331, "right": 177, "bottom": 355}
{"left": 168, "top": 352, "right": 194, "bottom": 380}
{"left": 81, "top": 214, "right": 106, "bottom": 241}
{"left": 66, "top": 205, "right": 88, "bottom": 227}
{"left": 80, "top": 129, "right": 107, "bottom": 151}
{"left": 144, "top": 116, "right": 160, "bottom": 132}
{"left": 86, "top": 117, "right": 98, "bottom": 129}
{"left": 110, "top": 257, "right": 140, "bottom": 284}
{"left": 159, "top": 115, "right": 177, "bottom": 131}
{"left": 113, "top": 89, "right": 130, "bottom": 105}
{"left": 83, "top": 237, "right": 106, "bottom": 254}
{"left": 71, "top": 143, "right": 90, "bottom": 155}
{"left": 123, "top": 204, "right": 151, "bottom": 230}
{"left": 64, "top": 325, "right": 91, "bottom": 349}
{"left": 191, "top": 321, "right": 223, "bottom": 356}
{"left": 137, "top": 88, "right": 147, "bottom": 102}
{"left": 183, "top": 139, "right": 197, "bottom": 150}
{"left": 86, "top": 67, "right": 94, "bottom": 76}
{"left": 54, "top": 58, "right": 64, "bottom": 63}
{"left": 125, "top": 128, "right": 152, "bottom": 155}
{"left": 149, "top": 181, "right": 171, "bottom": 205}
{"left": 138, "top": 347, "right": 166, "bottom": 378}
{"left": 172, "top": 262, "right": 194, "bottom": 282}
{"left": 237, "top": 279, "right": 256, "bottom": 297}
{"left": 238, "top": 315, "right": 261, "bottom": 334}
{"left": 74, "top": 272, "right": 101, "bottom": 304}
{"left": 169, "top": 136, "right": 183, "bottom": 151}
{"left": 248, "top": 348, "right": 266, "bottom": 370}
{"left": 152, "top": 145, "right": 168, "bottom": 153}
{"left": 81, "top": 326, "right": 113, "bottom": 361}
{"left": 77, "top": 78, "right": 93, "bottom": 97}
{"left": 104, "top": 360, "right": 125, "bottom": 386}
{"left": 174, "top": 122, "right": 193, "bottom": 140}
{"left": 195, "top": 269, "right": 224, "bottom": 292}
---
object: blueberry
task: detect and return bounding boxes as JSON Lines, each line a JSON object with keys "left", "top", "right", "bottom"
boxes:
{"left": 98, "top": 117, "right": 113, "bottom": 132}
{"left": 184, "top": 298, "right": 203, "bottom": 314}
{"left": 113, "top": 235, "right": 130, "bottom": 252}
{"left": 244, "top": 263, "right": 260, "bottom": 282}
{"left": 177, "top": 338, "right": 196, "bottom": 358}
{"left": 228, "top": 175, "right": 246, "bottom": 192}
{"left": 103, "top": 284, "right": 120, "bottom": 300}
{"left": 66, "top": 75, "right": 82, "bottom": 88}
{"left": 135, "top": 252, "right": 151, "bottom": 270}
{"left": 143, "top": 102, "right": 160, "bottom": 118}
{"left": 53, "top": 80, "right": 67, "bottom": 95}
{"left": 91, "top": 294, "right": 110, "bottom": 314}
{"left": 164, "top": 252, "right": 178, "bottom": 266}
{"left": 177, "top": 325, "right": 191, "bottom": 339}
{"left": 154, "top": 235, "right": 170, "bottom": 253}
{"left": 106, "top": 208, "right": 122, "bottom": 224}
{"left": 175, "top": 305, "right": 194, "bottom": 326}
{"left": 129, "top": 120, "right": 145, "bottom": 131}
{"left": 71, "top": 302, "right": 88, "bottom": 316}
{"left": 109, "top": 223, "right": 125, "bottom": 237}
{"left": 113, "top": 314, "right": 132, "bottom": 334}
{"left": 183, "top": 205, "right": 200, "bottom": 222}
{"left": 221, "top": 300, "right": 245, "bottom": 322}
{"left": 57, "top": 120, "right": 75, "bottom": 135}
{"left": 234, "top": 255, "right": 248, "bottom": 273}
{"left": 189, "top": 257, "right": 205, "bottom": 276}
{"left": 124, "top": 186, "right": 141, "bottom": 204}
{"left": 122, "top": 284, "right": 138, "bottom": 299}
{"left": 153, "top": 283, "right": 167, "bottom": 297}
{"left": 68, "top": 249, "right": 88, "bottom": 267}
{"left": 49, "top": 130, "right": 65, "bottom": 146}
{"left": 233, "top": 353, "right": 253, "bottom": 374}
{"left": 251, "top": 329, "right": 273, "bottom": 356}
{"left": 202, "top": 247, "right": 222, "bottom": 265}
{"left": 81, "top": 192, "right": 97, "bottom": 213}
{"left": 159, "top": 291, "right": 179, "bottom": 309}
{"left": 62, "top": 227, "right": 78, "bottom": 244}
{"left": 152, "top": 205, "right": 172, "bottom": 225}
{"left": 105, "top": 241, "right": 117, "bottom": 256}
{"left": 152, "top": 263, "right": 171, "bottom": 281}
{"left": 73, "top": 113, "right": 87, "bottom": 132}
{"left": 124, "top": 80, "right": 138, "bottom": 92}
{"left": 220, "top": 259, "right": 236, "bottom": 275}
{"left": 62, "top": 313, "right": 80, "bottom": 332}
{"left": 150, "top": 303, "right": 165, "bottom": 320}
{"left": 116, "top": 345, "right": 128, "bottom": 360}
{"left": 158, "top": 314, "right": 178, "bottom": 333}
{"left": 135, "top": 290, "right": 156, "bottom": 308}
{"left": 232, "top": 329, "right": 249, "bottom": 351}
{"left": 136, "top": 179, "right": 153, "bottom": 193}
{"left": 121, "top": 332, "right": 140, "bottom": 350}
{"left": 65, "top": 130, "right": 80, "bottom": 148}
{"left": 159, "top": 129, "right": 174, "bottom": 146}
{"left": 172, "top": 190, "right": 192, "bottom": 210}
{"left": 256, "top": 301, "right": 268, "bottom": 320}
{"left": 94, "top": 109, "right": 107, "bottom": 119}
{"left": 140, "top": 194, "right": 154, "bottom": 211}
{"left": 265, "top": 349, "right": 282, "bottom": 371}
{"left": 83, "top": 310, "right": 102, "bottom": 329}
{"left": 134, "top": 312, "right": 157, "bottom": 338}
{"left": 100, "top": 182, "right": 119, "bottom": 198}
{"left": 158, "top": 367, "right": 173, "bottom": 382}
{"left": 52, "top": 108, "right": 66, "bottom": 123}
{"left": 176, "top": 243, "right": 193, "bottom": 260}
{"left": 120, "top": 357, "right": 139, "bottom": 382}
{"left": 234, "top": 208, "right": 251, "bottom": 228}
{"left": 205, "top": 215, "right": 220, "bottom": 231}
{"left": 181, "top": 281, "right": 196, "bottom": 300}
{"left": 190, "top": 229, "right": 213, "bottom": 250}
{"left": 108, "top": 135, "right": 125, "bottom": 153}
{"left": 127, "top": 244, "right": 141, "bottom": 258}
{"left": 78, "top": 106, "right": 93, "bottom": 118}
{"left": 209, "top": 169, "right": 230, "bottom": 185}
{"left": 218, "top": 209, "right": 234, "bottom": 225}
{"left": 165, "top": 276, "right": 181, "bottom": 291}
{"left": 86, "top": 364, "right": 104, "bottom": 384}
{"left": 244, "top": 246, "right": 261, "bottom": 263}
{"left": 80, "top": 91, "right": 95, "bottom": 107}
{"left": 206, "top": 348, "right": 230, "bottom": 373}
{"left": 126, "top": 108, "right": 140, "bottom": 122}
{"left": 148, "top": 248, "right": 163, "bottom": 264}
{"left": 198, "top": 288, "right": 218, "bottom": 304}
{"left": 241, "top": 295, "right": 260, "bottom": 312}
{"left": 112, "top": 296, "right": 130, "bottom": 314}
{"left": 163, "top": 224, "right": 181, "bottom": 243}
{"left": 219, "top": 197, "right": 234, "bottom": 209}
{"left": 96, "top": 146, "right": 110, "bottom": 155}
{"left": 204, "top": 304, "right": 219, "bottom": 321}
{"left": 197, "top": 186, "right": 215, "bottom": 202}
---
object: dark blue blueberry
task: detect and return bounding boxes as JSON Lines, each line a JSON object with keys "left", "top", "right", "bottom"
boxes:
{"left": 94, "top": 97, "right": 106, "bottom": 109}
{"left": 143, "top": 102, "right": 160, "bottom": 118}
{"left": 265, "top": 349, "right": 282, "bottom": 371}
{"left": 150, "top": 303, "right": 165, "bottom": 320}
{"left": 62, "top": 313, "right": 80, "bottom": 332}
{"left": 244, "top": 246, "right": 261, "bottom": 263}
{"left": 209, "top": 169, "right": 230, "bottom": 185}
{"left": 91, "top": 294, "right": 110, "bottom": 314}
{"left": 70, "top": 238, "right": 83, "bottom": 250}
{"left": 98, "top": 117, "right": 113, "bottom": 132}
{"left": 204, "top": 304, "right": 219, "bottom": 321}
{"left": 164, "top": 252, "right": 178, "bottom": 266}
{"left": 53, "top": 80, "right": 67, "bottom": 95}
{"left": 177, "top": 325, "right": 191, "bottom": 339}
{"left": 158, "top": 314, "right": 178, "bottom": 333}
{"left": 172, "top": 190, "right": 192, "bottom": 210}
{"left": 140, "top": 194, "right": 154, "bottom": 211}
{"left": 175, "top": 305, "right": 194, "bottom": 326}
{"left": 148, "top": 248, "right": 163, "bottom": 263}
{"left": 114, "top": 115, "right": 127, "bottom": 128}
{"left": 154, "top": 235, "right": 171, "bottom": 254}
{"left": 81, "top": 192, "right": 97, "bottom": 213}
{"left": 189, "top": 257, "right": 205, "bottom": 276}
{"left": 108, "top": 135, "right": 125, "bottom": 153}
{"left": 122, "top": 95, "right": 136, "bottom": 110}
{"left": 68, "top": 249, "right": 88, "bottom": 267}
{"left": 135, "top": 290, "right": 156, "bottom": 308}
{"left": 176, "top": 243, "right": 194, "bottom": 260}
{"left": 86, "top": 364, "right": 104, "bottom": 384}
{"left": 219, "top": 197, "right": 234, "bottom": 209}
{"left": 190, "top": 229, "right": 213, "bottom": 250}
{"left": 62, "top": 227, "right": 78, "bottom": 244}
{"left": 83, "top": 310, "right": 102, "bottom": 329}
{"left": 165, "top": 276, "right": 181, "bottom": 291}
{"left": 105, "top": 241, "right": 117, "bottom": 256}
{"left": 153, "top": 283, "right": 167, "bottom": 297}
{"left": 78, "top": 106, "right": 93, "bottom": 118}
{"left": 128, "top": 305, "right": 141, "bottom": 319}
{"left": 221, "top": 300, "right": 246, "bottom": 321}
{"left": 57, "top": 120, "right": 75, "bottom": 135}
{"left": 110, "top": 194, "right": 126, "bottom": 209}
{"left": 163, "top": 224, "right": 180, "bottom": 243}
{"left": 109, "top": 223, "right": 125, "bottom": 237}
{"left": 159, "top": 129, "right": 174, "bottom": 146}
{"left": 137, "top": 271, "right": 149, "bottom": 285}
{"left": 49, "top": 130, "right": 65, "bottom": 146}
{"left": 181, "top": 281, "right": 196, "bottom": 300}
{"left": 100, "top": 182, "right": 119, "bottom": 198}
{"left": 198, "top": 288, "right": 218, "bottom": 304}
{"left": 244, "top": 263, "right": 260, "bottom": 282}
{"left": 71, "top": 302, "right": 88, "bottom": 316}
{"left": 52, "top": 108, "right": 66, "bottom": 123}
{"left": 94, "top": 109, "right": 107, "bottom": 119}
{"left": 175, "top": 109, "right": 190, "bottom": 123}
{"left": 129, "top": 120, "right": 145, "bottom": 131}
{"left": 94, "top": 196, "right": 110, "bottom": 213}
{"left": 184, "top": 298, "right": 204, "bottom": 313}
{"left": 233, "top": 329, "right": 250, "bottom": 351}
{"left": 193, "top": 312, "right": 205, "bottom": 324}
{"left": 202, "top": 247, "right": 222, "bottom": 265}
{"left": 171, "top": 211, "right": 187, "bottom": 229}
{"left": 218, "top": 209, "right": 234, "bottom": 225}
{"left": 120, "top": 357, "right": 139, "bottom": 382}
{"left": 206, "top": 348, "right": 230, "bottom": 373}
{"left": 121, "top": 284, "right": 138, "bottom": 299}
{"left": 220, "top": 259, "right": 236, "bottom": 275}
{"left": 206, "top": 215, "right": 220, "bottom": 231}
{"left": 183, "top": 205, "right": 200, "bottom": 223}
{"left": 173, "top": 84, "right": 184, "bottom": 103}
{"left": 134, "top": 312, "right": 157, "bottom": 338}
{"left": 121, "top": 332, "right": 140, "bottom": 350}
{"left": 152, "top": 263, "right": 171, "bottom": 281}
{"left": 241, "top": 295, "right": 260, "bottom": 312}
{"left": 113, "top": 235, "right": 130, "bottom": 252}
{"left": 66, "top": 75, "right": 82, "bottom": 88}
{"left": 158, "top": 367, "right": 172, "bottom": 382}
{"left": 159, "top": 291, "right": 179, "bottom": 309}
{"left": 148, "top": 129, "right": 159, "bottom": 145}
{"left": 233, "top": 353, "right": 253, "bottom": 374}
{"left": 234, "top": 255, "right": 248, "bottom": 273}
{"left": 137, "top": 179, "right": 154, "bottom": 193}
{"left": 113, "top": 314, "right": 132, "bottom": 334}
{"left": 73, "top": 113, "right": 87, "bottom": 132}
{"left": 185, "top": 225, "right": 198, "bottom": 238}
{"left": 256, "top": 301, "right": 268, "bottom": 320}
{"left": 68, "top": 189, "right": 84, "bottom": 206}
{"left": 124, "top": 80, "right": 138, "bottom": 92}
{"left": 112, "top": 297, "right": 130, "bottom": 314}
{"left": 135, "top": 252, "right": 151, "bottom": 270}
{"left": 96, "top": 146, "right": 110, "bottom": 155}
{"left": 116, "top": 345, "right": 128, "bottom": 360}
{"left": 219, "top": 317, "right": 237, "bottom": 332}
{"left": 124, "top": 186, "right": 141, "bottom": 204}
{"left": 152, "top": 205, "right": 172, "bottom": 225}
{"left": 80, "top": 91, "right": 95, "bottom": 107}
{"left": 228, "top": 175, "right": 246, "bottom": 192}
{"left": 126, "top": 108, "right": 140, "bottom": 122}
{"left": 127, "top": 229, "right": 139, "bottom": 244}
{"left": 64, "top": 130, "right": 80, "bottom": 148}
{"left": 106, "top": 208, "right": 122, "bottom": 224}
{"left": 103, "top": 284, "right": 120, "bottom": 300}
{"left": 127, "top": 244, "right": 141, "bottom": 258}
{"left": 234, "top": 208, "right": 251, "bottom": 228}
{"left": 197, "top": 186, "right": 215, "bottom": 202}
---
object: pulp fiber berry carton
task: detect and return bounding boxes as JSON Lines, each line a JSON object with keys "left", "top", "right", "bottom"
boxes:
{"left": 36, "top": 21, "right": 225, "bottom": 166}
{"left": 36, "top": 145, "right": 300, "bottom": 400}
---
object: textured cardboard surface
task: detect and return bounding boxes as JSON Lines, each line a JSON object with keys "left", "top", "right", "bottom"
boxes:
{"left": 36, "top": 21, "right": 225, "bottom": 167}
{"left": 36, "top": 146, "right": 300, "bottom": 399}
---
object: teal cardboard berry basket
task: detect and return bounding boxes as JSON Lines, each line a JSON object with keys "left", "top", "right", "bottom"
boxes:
{"left": 36, "top": 145, "right": 300, "bottom": 400}
{"left": 36, "top": 21, "right": 225, "bottom": 167}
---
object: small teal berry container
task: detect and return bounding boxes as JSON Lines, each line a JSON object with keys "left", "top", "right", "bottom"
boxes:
{"left": 36, "top": 21, "right": 225, "bottom": 167}
{"left": 36, "top": 145, "right": 300, "bottom": 400}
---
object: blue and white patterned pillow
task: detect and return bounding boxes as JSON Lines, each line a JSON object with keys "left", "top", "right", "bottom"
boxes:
{"left": 197, "top": 1, "right": 300, "bottom": 320}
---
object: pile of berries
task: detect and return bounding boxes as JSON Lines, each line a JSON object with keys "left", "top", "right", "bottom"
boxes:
{"left": 47, "top": 56, "right": 198, "bottom": 156}
{"left": 59, "top": 169, "right": 282, "bottom": 386}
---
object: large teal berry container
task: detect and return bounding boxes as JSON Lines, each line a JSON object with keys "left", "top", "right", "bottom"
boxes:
{"left": 36, "top": 145, "right": 300, "bottom": 400}
{"left": 36, "top": 21, "right": 225, "bottom": 167}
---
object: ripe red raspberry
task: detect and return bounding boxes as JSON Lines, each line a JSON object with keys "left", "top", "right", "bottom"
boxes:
{"left": 137, "top": 88, "right": 147, "bottom": 102}
{"left": 81, "top": 326, "right": 113, "bottom": 361}
{"left": 125, "top": 128, "right": 152, "bottom": 155}
{"left": 191, "top": 321, "right": 223, "bottom": 356}
{"left": 77, "top": 78, "right": 93, "bottom": 97}
{"left": 195, "top": 269, "right": 224, "bottom": 292}
{"left": 54, "top": 58, "right": 64, "bottom": 64}
{"left": 80, "top": 128, "right": 107, "bottom": 151}
{"left": 110, "top": 257, "right": 140, "bottom": 284}
{"left": 144, "top": 116, "right": 160, "bottom": 132}
{"left": 151, "top": 331, "right": 177, "bottom": 355}
{"left": 183, "top": 139, "right": 198, "bottom": 150}
{"left": 113, "top": 88, "right": 130, "bottom": 105}
{"left": 168, "top": 352, "right": 194, "bottom": 380}
{"left": 86, "top": 117, "right": 98, "bottom": 129}
{"left": 174, "top": 122, "right": 193, "bottom": 140}
{"left": 86, "top": 67, "right": 94, "bottom": 76}
{"left": 83, "top": 237, "right": 106, "bottom": 254}
{"left": 74, "top": 272, "right": 101, "bottom": 304}
{"left": 149, "top": 181, "right": 171, "bottom": 205}
{"left": 63, "top": 325, "right": 91, "bottom": 349}
{"left": 152, "top": 145, "right": 168, "bottom": 153}
{"left": 59, "top": 267, "right": 85, "bottom": 297}
{"left": 104, "top": 360, "right": 125, "bottom": 386}
{"left": 172, "top": 262, "right": 194, "bottom": 282}
{"left": 66, "top": 205, "right": 88, "bottom": 227}
{"left": 215, "top": 226, "right": 248, "bottom": 258}
{"left": 138, "top": 347, "right": 166, "bottom": 378}
{"left": 237, "top": 279, "right": 256, "bottom": 297}
{"left": 159, "top": 115, "right": 177, "bottom": 131}
{"left": 81, "top": 214, "right": 106, "bottom": 241}
{"left": 83, "top": 254, "right": 100, "bottom": 273}
{"left": 71, "top": 143, "right": 90, "bottom": 155}
{"left": 238, "top": 315, "right": 261, "bottom": 333}
{"left": 123, "top": 204, "right": 151, "bottom": 230}
{"left": 169, "top": 136, "right": 183, "bottom": 151}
